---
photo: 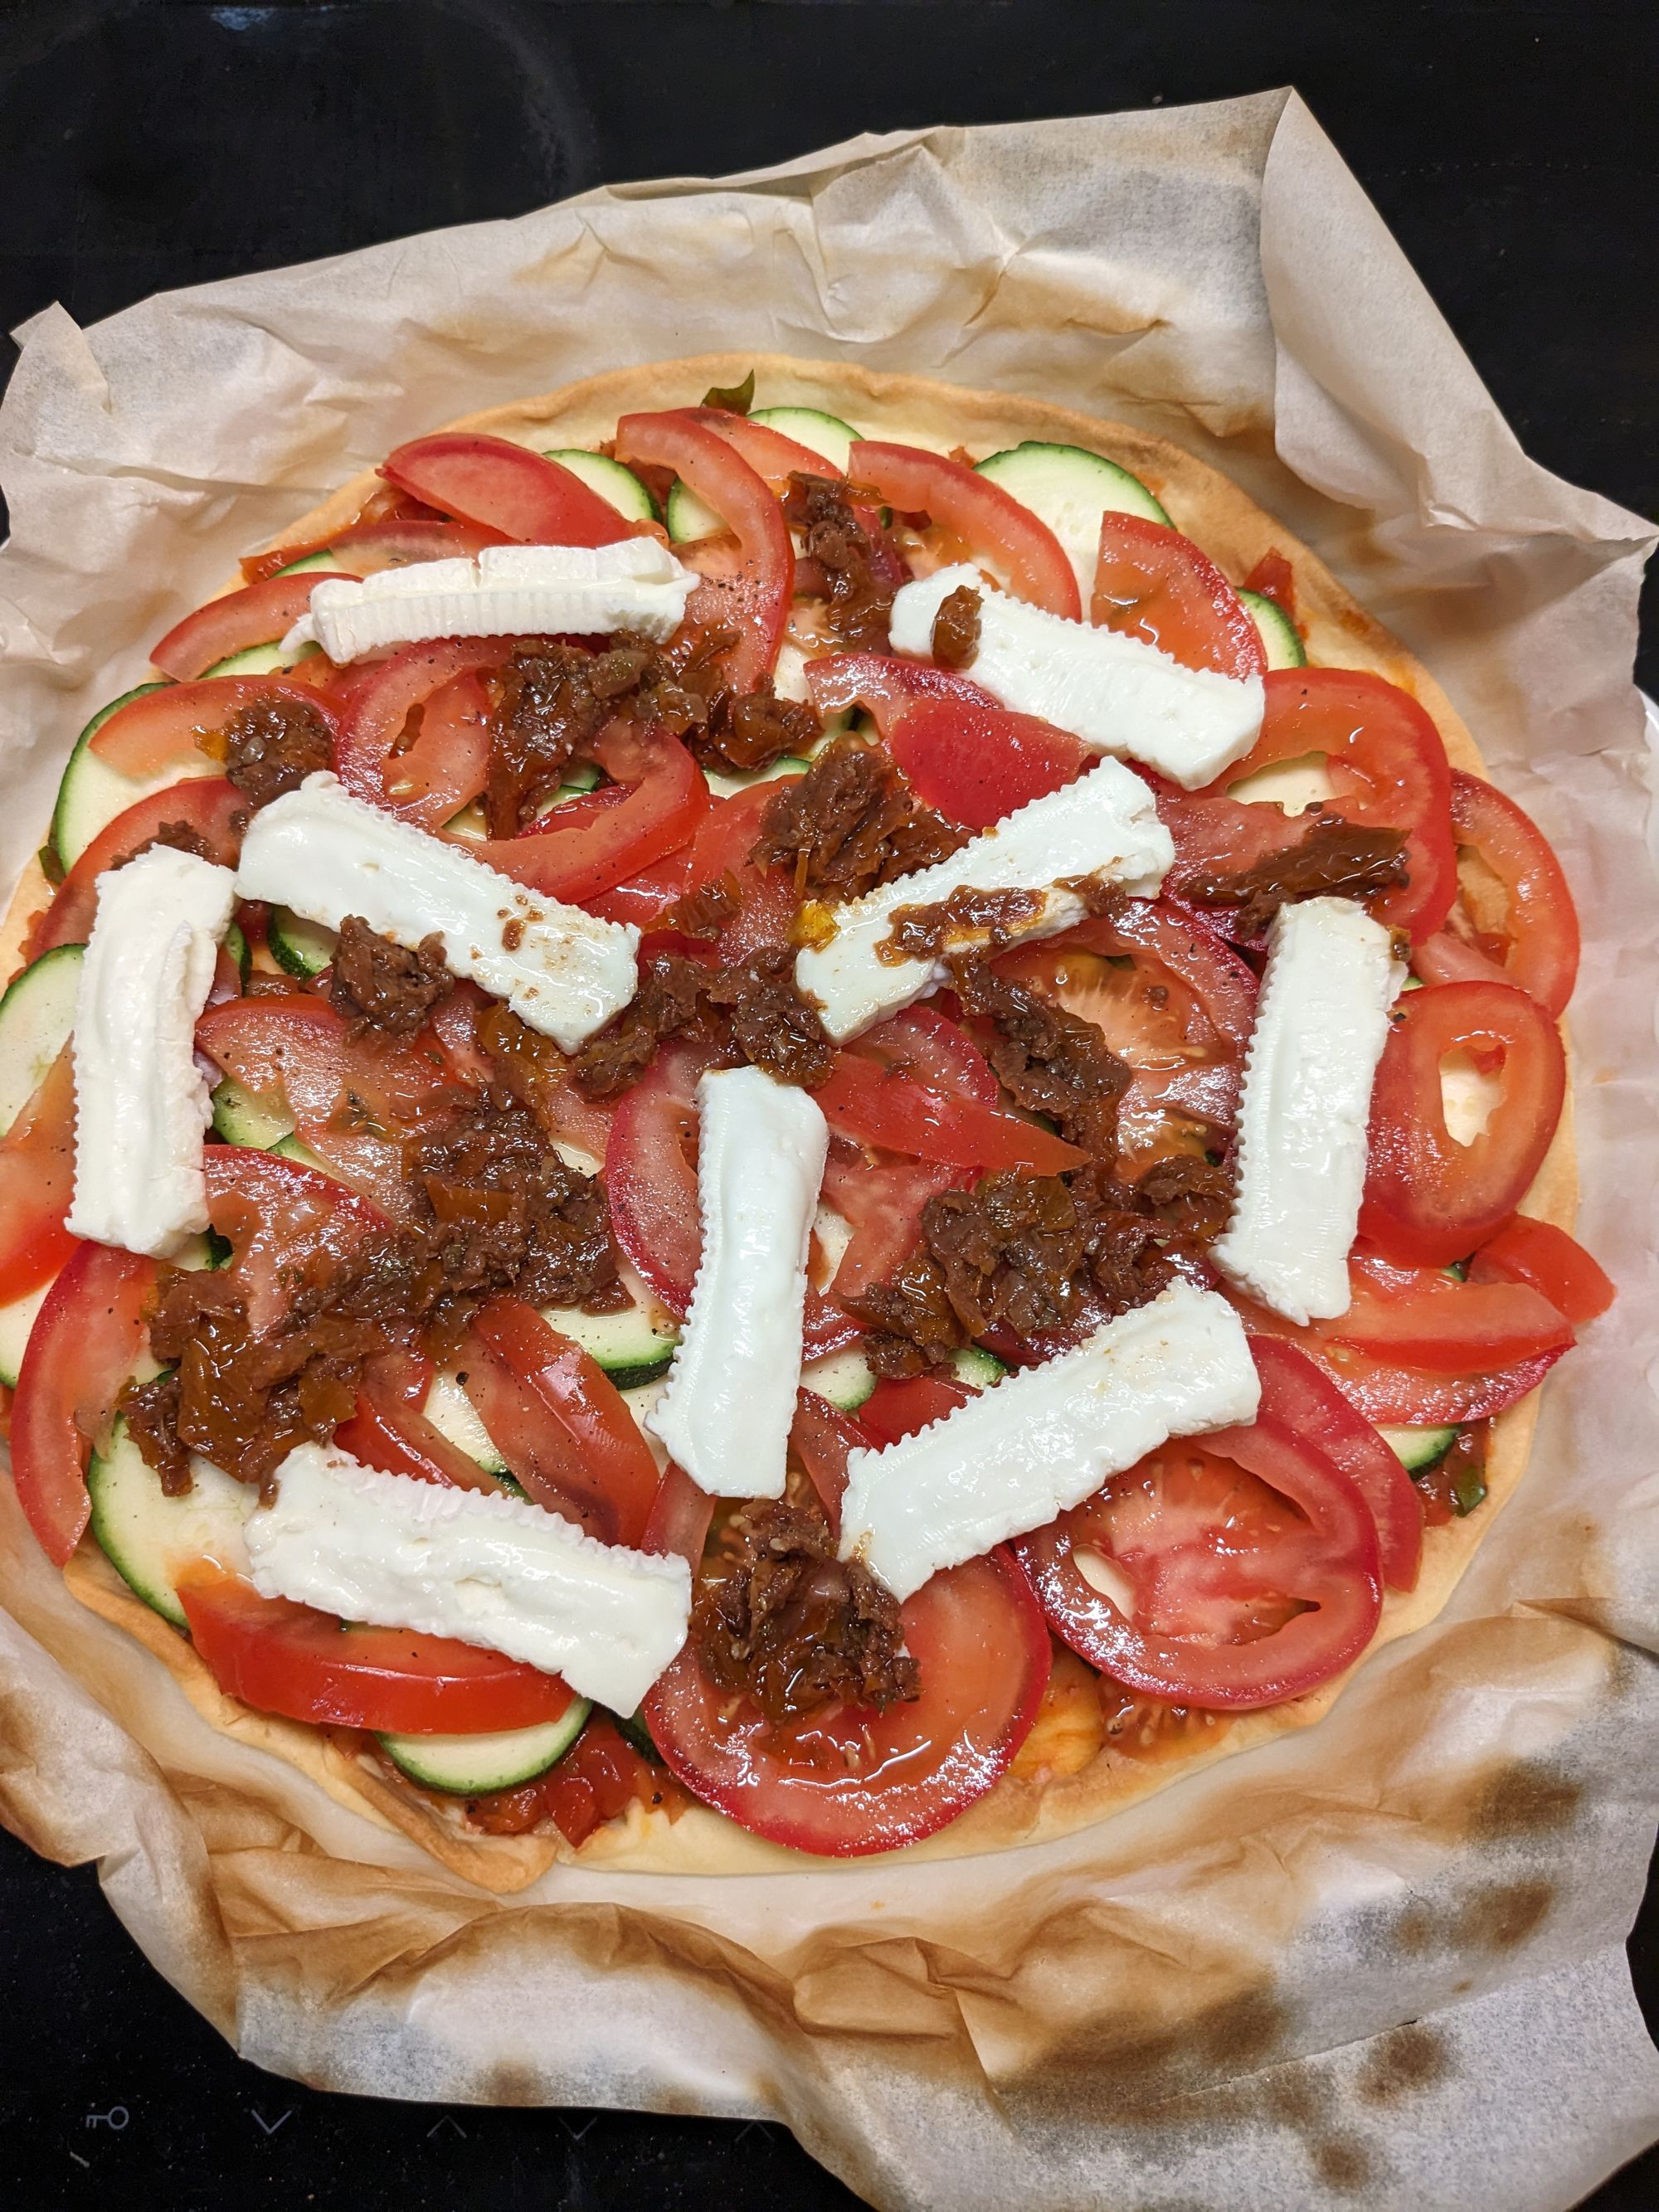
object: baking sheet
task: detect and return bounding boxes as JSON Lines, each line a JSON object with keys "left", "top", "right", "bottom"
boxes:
{"left": 2, "top": 89, "right": 1657, "bottom": 2210}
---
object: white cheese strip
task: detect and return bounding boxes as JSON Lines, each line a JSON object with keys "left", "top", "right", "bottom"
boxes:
{"left": 795, "top": 760, "right": 1172, "bottom": 1043}
{"left": 280, "top": 537, "right": 697, "bottom": 663}
{"left": 888, "top": 564, "right": 1263, "bottom": 790}
{"left": 246, "top": 1442, "right": 691, "bottom": 1714}
{"left": 645, "top": 1066, "right": 828, "bottom": 1499}
{"left": 1212, "top": 897, "right": 1405, "bottom": 1325}
{"left": 66, "top": 847, "right": 236, "bottom": 1259}
{"left": 236, "top": 772, "right": 639, "bottom": 1051}
{"left": 839, "top": 1281, "right": 1260, "bottom": 1602}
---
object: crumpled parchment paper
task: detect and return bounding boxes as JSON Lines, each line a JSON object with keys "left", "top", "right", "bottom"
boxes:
{"left": 2, "top": 89, "right": 1657, "bottom": 2212}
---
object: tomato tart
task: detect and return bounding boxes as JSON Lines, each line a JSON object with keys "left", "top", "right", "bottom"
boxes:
{"left": 0, "top": 357, "right": 1609, "bottom": 1889}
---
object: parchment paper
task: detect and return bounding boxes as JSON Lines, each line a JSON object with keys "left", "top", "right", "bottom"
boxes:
{"left": 2, "top": 90, "right": 1657, "bottom": 2210}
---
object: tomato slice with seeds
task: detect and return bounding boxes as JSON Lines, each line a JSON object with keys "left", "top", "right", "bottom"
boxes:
{"left": 615, "top": 411, "right": 793, "bottom": 693}
{"left": 644, "top": 1401, "right": 1050, "bottom": 1856}
{"left": 197, "top": 997, "right": 463, "bottom": 1218}
{"left": 1091, "top": 513, "right": 1266, "bottom": 679}
{"left": 470, "top": 723, "right": 708, "bottom": 904}
{"left": 818, "top": 1141, "right": 961, "bottom": 1307}
{"left": 335, "top": 636, "right": 516, "bottom": 829}
{"left": 1360, "top": 980, "right": 1567, "bottom": 1268}
{"left": 11, "top": 1240, "right": 158, "bottom": 1567}
{"left": 1014, "top": 1421, "right": 1382, "bottom": 1712}
{"left": 1165, "top": 668, "right": 1456, "bottom": 943}
{"left": 202, "top": 1144, "right": 388, "bottom": 1335}
{"left": 381, "top": 432, "right": 630, "bottom": 548}
{"left": 848, "top": 441, "right": 1079, "bottom": 618}
{"left": 32, "top": 779, "right": 246, "bottom": 958}
{"left": 150, "top": 573, "right": 354, "bottom": 682}
{"left": 1411, "top": 771, "right": 1580, "bottom": 1018}
{"left": 177, "top": 1563, "right": 578, "bottom": 1734}
{"left": 995, "top": 899, "right": 1256, "bottom": 1158}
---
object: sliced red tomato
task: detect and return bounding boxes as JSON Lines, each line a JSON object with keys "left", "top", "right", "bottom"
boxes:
{"left": 1361, "top": 980, "right": 1566, "bottom": 1268}
{"left": 1014, "top": 1425, "right": 1381, "bottom": 1711}
{"left": 149, "top": 573, "right": 353, "bottom": 682}
{"left": 1411, "top": 771, "right": 1580, "bottom": 1018}
{"left": 535, "top": 1714, "right": 659, "bottom": 1846}
{"left": 1242, "top": 550, "right": 1297, "bottom": 618}
{"left": 1092, "top": 513, "right": 1266, "bottom": 678}
{"left": 615, "top": 411, "right": 793, "bottom": 691}
{"left": 90, "top": 675, "right": 340, "bottom": 779}
{"left": 1468, "top": 1214, "right": 1614, "bottom": 1325}
{"left": 818, "top": 1141, "right": 960, "bottom": 1306}
{"left": 202, "top": 1144, "right": 388, "bottom": 1335}
{"left": 32, "top": 780, "right": 245, "bottom": 957}
{"left": 804, "top": 650, "right": 1001, "bottom": 740}
{"left": 849, "top": 1004, "right": 1001, "bottom": 1106}
{"left": 460, "top": 1300, "right": 660, "bottom": 1547}
{"left": 848, "top": 442, "right": 1079, "bottom": 618}
{"left": 1238, "top": 1338, "right": 1422, "bottom": 1592}
{"left": 858, "top": 1373, "right": 975, "bottom": 1446}
{"left": 280, "top": 516, "right": 504, "bottom": 581}
{"left": 1228, "top": 1282, "right": 1564, "bottom": 1427}
{"left": 470, "top": 723, "right": 708, "bottom": 903}
{"left": 685, "top": 406, "right": 845, "bottom": 493}
{"left": 334, "top": 1384, "right": 508, "bottom": 1497}
{"left": 814, "top": 1050, "right": 1083, "bottom": 1174}
{"left": 886, "top": 697, "right": 1088, "bottom": 830}
{"left": 995, "top": 899, "right": 1256, "bottom": 1155}
{"left": 197, "top": 997, "right": 461, "bottom": 1216}
{"left": 584, "top": 845, "right": 694, "bottom": 931}
{"left": 177, "top": 1563, "right": 577, "bottom": 1733}
{"left": 645, "top": 1399, "right": 1048, "bottom": 1855}
{"left": 606, "top": 1041, "right": 857, "bottom": 1354}
{"left": 383, "top": 667, "right": 493, "bottom": 825}
{"left": 334, "top": 636, "right": 513, "bottom": 828}
{"left": 1169, "top": 668, "right": 1456, "bottom": 942}
{"left": 1329, "top": 1261, "right": 1572, "bottom": 1371}
{"left": 0, "top": 1048, "right": 78, "bottom": 1304}
{"left": 11, "top": 1241, "right": 157, "bottom": 1566}
{"left": 382, "top": 432, "right": 629, "bottom": 548}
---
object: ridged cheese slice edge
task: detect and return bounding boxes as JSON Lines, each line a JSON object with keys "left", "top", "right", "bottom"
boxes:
{"left": 838, "top": 1280, "right": 1261, "bottom": 1602}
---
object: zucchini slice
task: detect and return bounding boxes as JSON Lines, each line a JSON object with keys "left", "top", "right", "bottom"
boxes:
{"left": 422, "top": 1371, "right": 510, "bottom": 1477}
{"left": 974, "top": 442, "right": 1170, "bottom": 595}
{"left": 1238, "top": 586, "right": 1306, "bottom": 671}
{"left": 88, "top": 1416, "right": 254, "bottom": 1631}
{"left": 377, "top": 1705, "right": 591, "bottom": 1795}
{"left": 749, "top": 406, "right": 859, "bottom": 473}
{"left": 270, "top": 547, "right": 342, "bottom": 579}
{"left": 1380, "top": 1422, "right": 1461, "bottom": 1473}
{"left": 267, "top": 904, "right": 336, "bottom": 978}
{"left": 801, "top": 1347, "right": 877, "bottom": 1413}
{"left": 211, "top": 1077, "right": 293, "bottom": 1150}
{"left": 665, "top": 478, "right": 721, "bottom": 545}
{"left": 0, "top": 1278, "right": 51, "bottom": 1390}
{"left": 547, "top": 1286, "right": 679, "bottom": 1389}
{"left": 541, "top": 449, "right": 659, "bottom": 525}
{"left": 200, "top": 639, "right": 319, "bottom": 679}
{"left": 0, "top": 942, "right": 84, "bottom": 1137}
{"left": 50, "top": 683, "right": 213, "bottom": 871}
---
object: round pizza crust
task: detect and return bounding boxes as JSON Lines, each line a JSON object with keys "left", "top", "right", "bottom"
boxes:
{"left": 4, "top": 354, "right": 1577, "bottom": 1890}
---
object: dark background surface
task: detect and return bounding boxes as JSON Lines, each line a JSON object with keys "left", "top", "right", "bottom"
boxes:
{"left": 0, "top": 2, "right": 1653, "bottom": 2207}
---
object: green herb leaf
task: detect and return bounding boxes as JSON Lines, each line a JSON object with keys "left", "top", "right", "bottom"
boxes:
{"left": 1452, "top": 1468, "right": 1488, "bottom": 1516}
{"left": 37, "top": 843, "right": 65, "bottom": 886}
{"left": 701, "top": 369, "right": 755, "bottom": 415}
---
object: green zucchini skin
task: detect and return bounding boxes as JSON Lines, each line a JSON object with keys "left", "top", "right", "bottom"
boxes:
{"left": 377, "top": 1705, "right": 592, "bottom": 1795}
